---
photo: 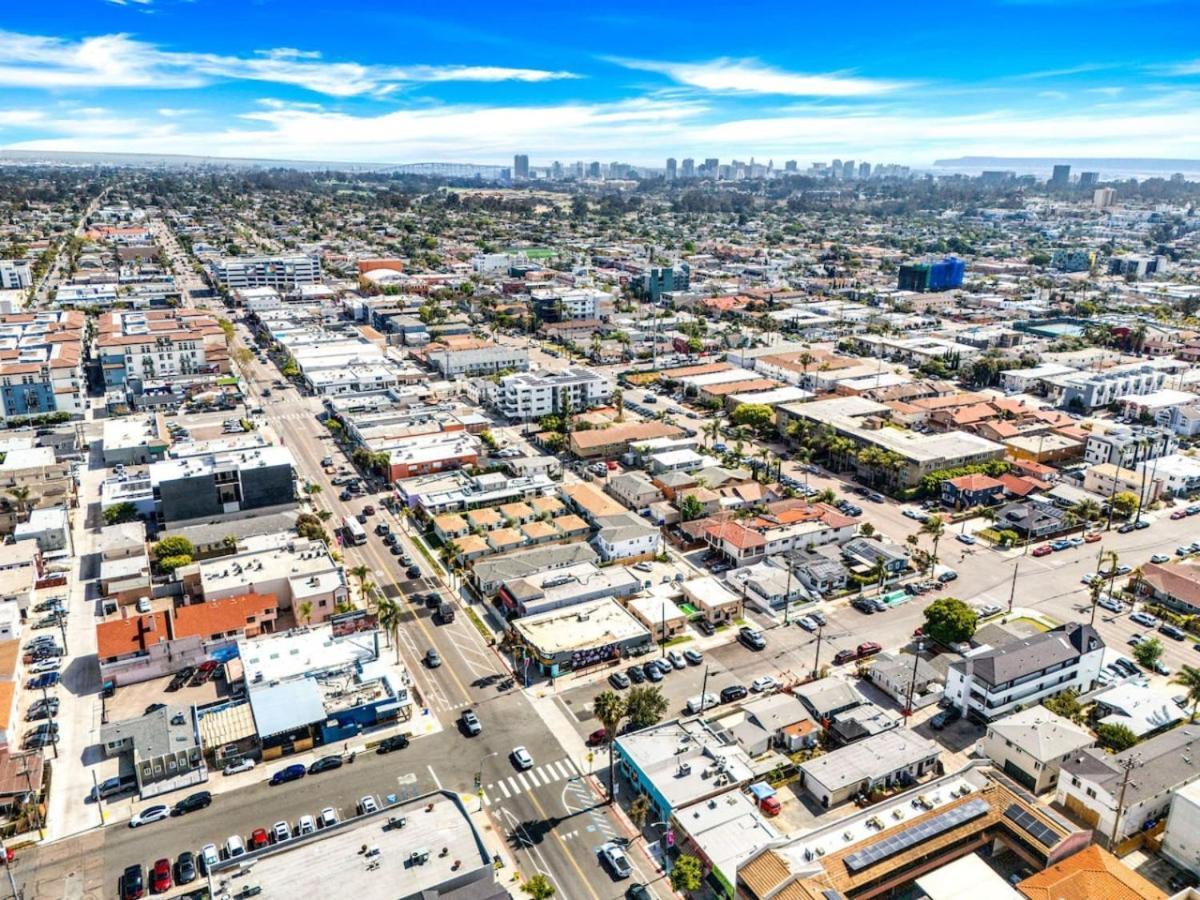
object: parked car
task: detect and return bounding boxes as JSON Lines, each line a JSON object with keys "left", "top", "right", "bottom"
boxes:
{"left": 599, "top": 842, "right": 633, "bottom": 879}
{"left": 269, "top": 764, "right": 306, "bottom": 785}
{"left": 318, "top": 807, "right": 338, "bottom": 828}
{"left": 27, "top": 672, "right": 59, "bottom": 690}
{"left": 626, "top": 665, "right": 646, "bottom": 684}
{"left": 667, "top": 650, "right": 687, "bottom": 670}
{"left": 956, "top": 533, "right": 977, "bottom": 546}
{"left": 308, "top": 755, "right": 343, "bottom": 775}
{"left": 587, "top": 728, "right": 608, "bottom": 747}
{"left": 376, "top": 734, "right": 410, "bottom": 754}
{"left": 739, "top": 627, "right": 766, "bottom": 650}
{"left": 1160, "top": 623, "right": 1187, "bottom": 641}
{"left": 642, "top": 661, "right": 663, "bottom": 682}
{"left": 930, "top": 707, "right": 961, "bottom": 730}
{"left": 121, "top": 864, "right": 145, "bottom": 900}
{"left": 609, "top": 671, "right": 631, "bottom": 689}
{"left": 358, "top": 795, "right": 379, "bottom": 815}
{"left": 406, "top": 565, "right": 421, "bottom": 579}
{"left": 222, "top": 758, "right": 255, "bottom": 776}
{"left": 129, "top": 804, "right": 170, "bottom": 828}
{"left": 272, "top": 820, "right": 292, "bottom": 843}
{"left": 151, "top": 858, "right": 172, "bottom": 893}
{"left": 172, "top": 791, "right": 212, "bottom": 816}
{"left": 1131, "top": 611, "right": 1160, "bottom": 628}
{"left": 175, "top": 850, "right": 197, "bottom": 885}
{"left": 683, "top": 648, "right": 703, "bottom": 665}
{"left": 720, "top": 684, "right": 748, "bottom": 703}
{"left": 695, "top": 619, "right": 715, "bottom": 636}
{"left": 198, "top": 844, "right": 219, "bottom": 876}
{"left": 1097, "top": 596, "right": 1125, "bottom": 613}
{"left": 296, "top": 815, "right": 316, "bottom": 836}
{"left": 248, "top": 828, "right": 270, "bottom": 850}
{"left": 751, "top": 676, "right": 777, "bottom": 693}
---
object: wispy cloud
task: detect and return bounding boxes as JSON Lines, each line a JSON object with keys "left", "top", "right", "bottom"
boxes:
{"left": 610, "top": 57, "right": 912, "bottom": 97}
{"left": 1009, "top": 63, "right": 1119, "bottom": 80}
{"left": 0, "top": 30, "right": 579, "bottom": 96}
{"left": 1158, "top": 59, "right": 1200, "bottom": 76}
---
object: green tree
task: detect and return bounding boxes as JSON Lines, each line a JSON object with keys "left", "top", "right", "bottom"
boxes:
{"left": 625, "top": 685, "right": 669, "bottom": 729}
{"left": 522, "top": 873, "right": 556, "bottom": 900}
{"left": 670, "top": 854, "right": 704, "bottom": 894}
{"left": 1096, "top": 722, "right": 1139, "bottom": 752}
{"left": 377, "top": 597, "right": 403, "bottom": 664}
{"left": 1171, "top": 665, "right": 1200, "bottom": 722}
{"left": 679, "top": 494, "right": 705, "bottom": 522}
{"left": 920, "top": 514, "right": 946, "bottom": 566}
{"left": 158, "top": 554, "right": 193, "bottom": 574}
{"left": 1133, "top": 637, "right": 1163, "bottom": 669}
{"left": 298, "top": 601, "right": 313, "bottom": 627}
{"left": 628, "top": 793, "right": 651, "bottom": 833}
{"left": 592, "top": 691, "right": 626, "bottom": 803}
{"left": 6, "top": 486, "right": 31, "bottom": 522}
{"left": 1042, "top": 689, "right": 1085, "bottom": 723}
{"left": 730, "top": 403, "right": 773, "bottom": 433}
{"left": 153, "top": 535, "right": 195, "bottom": 559}
{"left": 102, "top": 502, "right": 139, "bottom": 525}
{"left": 1110, "top": 491, "right": 1139, "bottom": 519}
{"left": 923, "top": 596, "right": 977, "bottom": 646}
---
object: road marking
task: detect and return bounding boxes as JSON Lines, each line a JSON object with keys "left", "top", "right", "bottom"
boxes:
{"left": 522, "top": 784, "right": 601, "bottom": 900}
{"left": 498, "top": 807, "right": 569, "bottom": 900}
{"left": 515, "top": 772, "right": 531, "bottom": 791}
{"left": 498, "top": 780, "right": 511, "bottom": 799}
{"left": 427, "top": 765, "right": 442, "bottom": 790}
{"left": 553, "top": 760, "right": 572, "bottom": 779}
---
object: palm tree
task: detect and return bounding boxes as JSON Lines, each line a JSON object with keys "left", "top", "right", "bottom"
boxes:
{"left": 816, "top": 488, "right": 836, "bottom": 505}
{"left": 1071, "top": 499, "right": 1101, "bottom": 524}
{"left": 703, "top": 418, "right": 721, "bottom": 449}
{"left": 921, "top": 515, "right": 946, "bottom": 566}
{"left": 377, "top": 597, "right": 403, "bottom": 663}
{"left": 612, "top": 387, "right": 624, "bottom": 421}
{"left": 1172, "top": 665, "right": 1200, "bottom": 722}
{"left": 591, "top": 691, "right": 627, "bottom": 803}
{"left": 873, "top": 558, "right": 888, "bottom": 596}
{"left": 298, "top": 601, "right": 313, "bottom": 627}
{"left": 440, "top": 540, "right": 462, "bottom": 565}
{"left": 757, "top": 447, "right": 772, "bottom": 483}
{"left": 794, "top": 447, "right": 813, "bottom": 490}
{"left": 1088, "top": 577, "right": 1105, "bottom": 626}
{"left": 6, "top": 486, "right": 31, "bottom": 523}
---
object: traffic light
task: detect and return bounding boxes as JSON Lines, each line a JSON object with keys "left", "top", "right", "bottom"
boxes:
{"left": 474, "top": 772, "right": 481, "bottom": 790}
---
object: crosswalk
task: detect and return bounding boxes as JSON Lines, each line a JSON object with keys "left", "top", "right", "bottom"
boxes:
{"left": 484, "top": 758, "right": 579, "bottom": 806}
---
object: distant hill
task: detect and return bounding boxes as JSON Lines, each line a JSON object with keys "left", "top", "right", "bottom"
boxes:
{"left": 0, "top": 148, "right": 393, "bottom": 172}
{"left": 933, "top": 156, "right": 1200, "bottom": 179}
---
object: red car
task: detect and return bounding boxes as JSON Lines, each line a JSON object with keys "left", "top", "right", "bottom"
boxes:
{"left": 1172, "top": 510, "right": 1188, "bottom": 520}
{"left": 1083, "top": 532, "right": 1102, "bottom": 543}
{"left": 249, "top": 828, "right": 270, "bottom": 850}
{"left": 151, "top": 858, "right": 172, "bottom": 894}
{"left": 857, "top": 641, "right": 882, "bottom": 658}
{"left": 1031, "top": 544, "right": 1053, "bottom": 557}
{"left": 586, "top": 728, "right": 608, "bottom": 747}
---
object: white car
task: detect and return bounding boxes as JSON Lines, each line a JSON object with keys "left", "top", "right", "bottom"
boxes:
{"left": 296, "top": 814, "right": 316, "bottom": 836}
{"left": 222, "top": 758, "right": 255, "bottom": 776}
{"left": 358, "top": 795, "right": 379, "bottom": 815}
{"left": 667, "top": 650, "right": 687, "bottom": 670}
{"left": 318, "top": 807, "right": 338, "bottom": 828}
{"left": 796, "top": 616, "right": 818, "bottom": 632}
{"left": 128, "top": 805, "right": 170, "bottom": 828}
{"left": 1081, "top": 573, "right": 1100, "bottom": 585}
{"left": 199, "top": 844, "right": 219, "bottom": 875}
{"left": 751, "top": 676, "right": 777, "bottom": 693}
{"left": 1151, "top": 554, "right": 1170, "bottom": 564}
{"left": 225, "top": 835, "right": 246, "bottom": 858}
{"left": 272, "top": 820, "right": 291, "bottom": 842}
{"left": 1131, "top": 611, "right": 1160, "bottom": 627}
{"left": 511, "top": 746, "right": 534, "bottom": 770}
{"left": 27, "top": 660, "right": 60, "bottom": 674}
{"left": 599, "top": 842, "right": 633, "bottom": 879}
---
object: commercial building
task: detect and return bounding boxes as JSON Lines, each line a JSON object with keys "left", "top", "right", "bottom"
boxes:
{"left": 0, "top": 311, "right": 86, "bottom": 420}
{"left": 96, "top": 309, "right": 230, "bottom": 388}
{"left": 468, "top": 542, "right": 598, "bottom": 596}
{"left": 150, "top": 445, "right": 296, "bottom": 525}
{"left": 1057, "top": 724, "right": 1200, "bottom": 845}
{"left": 497, "top": 560, "right": 640, "bottom": 618}
{"left": 210, "top": 253, "right": 322, "bottom": 290}
{"left": 99, "top": 704, "right": 207, "bottom": 798}
{"left": 421, "top": 338, "right": 529, "bottom": 378}
{"left": 494, "top": 368, "right": 611, "bottom": 420}
{"left": 1017, "top": 845, "right": 1164, "bottom": 900}
{"left": 569, "top": 420, "right": 686, "bottom": 459}
{"left": 510, "top": 596, "right": 651, "bottom": 676}
{"left": 798, "top": 729, "right": 940, "bottom": 808}
{"left": 0, "top": 260, "right": 31, "bottom": 290}
{"left": 672, "top": 789, "right": 778, "bottom": 900}
{"left": 1051, "top": 364, "right": 1167, "bottom": 411}
{"left": 529, "top": 288, "right": 608, "bottom": 322}
{"left": 1163, "top": 778, "right": 1200, "bottom": 879}
{"left": 632, "top": 263, "right": 690, "bottom": 302}
{"left": 101, "top": 414, "right": 170, "bottom": 465}
{"left": 980, "top": 707, "right": 1094, "bottom": 795}
{"left": 897, "top": 257, "right": 965, "bottom": 292}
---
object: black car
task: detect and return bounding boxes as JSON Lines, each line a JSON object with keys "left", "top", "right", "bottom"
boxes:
{"left": 172, "top": 791, "right": 212, "bottom": 815}
{"left": 375, "top": 734, "right": 410, "bottom": 754}
{"left": 852, "top": 598, "right": 876, "bottom": 614}
{"left": 121, "top": 864, "right": 144, "bottom": 900}
{"left": 308, "top": 755, "right": 343, "bottom": 775}
{"left": 720, "top": 684, "right": 748, "bottom": 703}
{"left": 26, "top": 699, "right": 59, "bottom": 721}
{"left": 144, "top": 703, "right": 167, "bottom": 715}
{"left": 382, "top": 533, "right": 397, "bottom": 545}
{"left": 625, "top": 885, "right": 651, "bottom": 900}
{"left": 626, "top": 665, "right": 646, "bottom": 684}
{"left": 175, "top": 851, "right": 197, "bottom": 885}
{"left": 1160, "top": 623, "right": 1187, "bottom": 641}
{"left": 695, "top": 619, "right": 716, "bottom": 636}
{"left": 1117, "top": 522, "right": 1135, "bottom": 534}
{"left": 930, "top": 707, "right": 961, "bottom": 730}
{"left": 406, "top": 565, "right": 421, "bottom": 579}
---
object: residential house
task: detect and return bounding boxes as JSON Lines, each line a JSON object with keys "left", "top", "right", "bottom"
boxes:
{"left": 1135, "top": 562, "right": 1200, "bottom": 615}
{"left": 981, "top": 707, "right": 1095, "bottom": 794}
{"left": 941, "top": 473, "right": 1005, "bottom": 509}
{"left": 798, "top": 729, "right": 940, "bottom": 808}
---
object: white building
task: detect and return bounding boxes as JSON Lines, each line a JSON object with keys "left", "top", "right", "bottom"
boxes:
{"left": 235, "top": 286, "right": 283, "bottom": 311}
{"left": 1083, "top": 425, "right": 1177, "bottom": 467}
{"left": 980, "top": 707, "right": 1094, "bottom": 795}
{"left": 210, "top": 254, "right": 322, "bottom": 290}
{"left": 1143, "top": 454, "right": 1200, "bottom": 498}
{"left": 945, "top": 624, "right": 1104, "bottom": 723}
{"left": 0, "top": 260, "right": 32, "bottom": 290}
{"left": 1163, "top": 778, "right": 1200, "bottom": 877}
{"left": 424, "top": 341, "right": 529, "bottom": 378}
{"left": 592, "top": 511, "right": 661, "bottom": 562}
{"left": 495, "top": 368, "right": 611, "bottom": 419}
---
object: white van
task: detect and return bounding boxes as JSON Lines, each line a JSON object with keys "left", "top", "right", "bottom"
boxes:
{"left": 686, "top": 693, "right": 719, "bottom": 715}
{"left": 225, "top": 835, "right": 246, "bottom": 858}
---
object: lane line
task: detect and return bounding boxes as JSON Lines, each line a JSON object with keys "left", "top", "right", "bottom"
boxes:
{"left": 427, "top": 765, "right": 442, "bottom": 790}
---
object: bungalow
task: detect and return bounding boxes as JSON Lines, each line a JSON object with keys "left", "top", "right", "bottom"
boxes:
{"left": 626, "top": 595, "right": 689, "bottom": 642}
{"left": 499, "top": 501, "right": 536, "bottom": 526}
{"left": 551, "top": 514, "right": 591, "bottom": 540}
{"left": 995, "top": 499, "right": 1067, "bottom": 539}
{"left": 1135, "top": 562, "right": 1200, "bottom": 615}
{"left": 941, "top": 473, "right": 1005, "bottom": 509}
{"left": 466, "top": 507, "right": 503, "bottom": 533}
{"left": 432, "top": 513, "right": 470, "bottom": 543}
{"left": 681, "top": 575, "right": 742, "bottom": 625}
{"left": 520, "top": 521, "right": 559, "bottom": 546}
{"left": 792, "top": 551, "right": 850, "bottom": 596}
{"left": 841, "top": 538, "right": 909, "bottom": 575}
{"left": 487, "top": 527, "right": 526, "bottom": 554}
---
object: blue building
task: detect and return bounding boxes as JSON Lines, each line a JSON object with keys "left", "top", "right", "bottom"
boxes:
{"left": 898, "top": 257, "right": 965, "bottom": 293}
{"left": 633, "top": 263, "right": 690, "bottom": 302}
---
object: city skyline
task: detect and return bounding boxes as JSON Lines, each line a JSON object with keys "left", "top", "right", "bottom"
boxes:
{"left": 0, "top": 0, "right": 1199, "bottom": 164}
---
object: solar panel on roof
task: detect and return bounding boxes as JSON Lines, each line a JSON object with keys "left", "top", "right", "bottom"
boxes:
{"left": 1003, "top": 803, "right": 1061, "bottom": 848}
{"left": 843, "top": 797, "right": 990, "bottom": 873}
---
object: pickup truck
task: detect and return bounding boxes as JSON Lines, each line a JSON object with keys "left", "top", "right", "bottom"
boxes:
{"left": 833, "top": 642, "right": 883, "bottom": 666}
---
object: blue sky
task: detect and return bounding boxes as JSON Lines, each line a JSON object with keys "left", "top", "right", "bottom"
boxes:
{"left": 2, "top": 0, "right": 1199, "bottom": 165}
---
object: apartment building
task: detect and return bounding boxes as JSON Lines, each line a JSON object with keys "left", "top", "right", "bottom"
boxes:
{"left": 530, "top": 288, "right": 608, "bottom": 322}
{"left": 209, "top": 253, "right": 322, "bottom": 290}
{"left": 422, "top": 338, "right": 529, "bottom": 378}
{"left": 150, "top": 445, "right": 296, "bottom": 525}
{"left": 945, "top": 623, "right": 1104, "bottom": 723}
{"left": 1049, "top": 363, "right": 1166, "bottom": 411}
{"left": 0, "top": 311, "right": 86, "bottom": 420}
{"left": 96, "top": 309, "right": 230, "bottom": 388}
{"left": 980, "top": 707, "right": 1094, "bottom": 794}
{"left": 495, "top": 368, "right": 611, "bottom": 420}
{"left": 1083, "top": 424, "right": 1178, "bottom": 467}
{"left": 0, "top": 260, "right": 32, "bottom": 290}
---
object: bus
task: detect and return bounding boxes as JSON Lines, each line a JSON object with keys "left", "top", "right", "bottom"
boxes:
{"left": 342, "top": 515, "right": 367, "bottom": 546}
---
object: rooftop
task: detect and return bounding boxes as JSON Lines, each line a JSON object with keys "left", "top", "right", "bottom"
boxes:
{"left": 513, "top": 597, "right": 649, "bottom": 654}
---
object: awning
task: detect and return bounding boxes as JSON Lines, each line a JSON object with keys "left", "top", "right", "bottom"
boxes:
{"left": 748, "top": 781, "right": 776, "bottom": 801}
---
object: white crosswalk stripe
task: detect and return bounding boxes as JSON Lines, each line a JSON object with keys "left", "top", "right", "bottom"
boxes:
{"left": 498, "top": 780, "right": 511, "bottom": 799}
{"left": 489, "top": 758, "right": 579, "bottom": 805}
{"left": 516, "top": 772, "right": 532, "bottom": 791}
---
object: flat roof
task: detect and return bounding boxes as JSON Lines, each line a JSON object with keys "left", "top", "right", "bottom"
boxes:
{"left": 915, "top": 853, "right": 1021, "bottom": 900}
{"left": 238, "top": 623, "right": 377, "bottom": 684}
{"left": 248, "top": 679, "right": 326, "bottom": 738}
{"left": 513, "top": 597, "right": 649, "bottom": 654}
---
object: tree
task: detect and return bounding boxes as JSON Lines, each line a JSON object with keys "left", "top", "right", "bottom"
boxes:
{"left": 612, "top": 387, "right": 624, "bottom": 421}
{"left": 102, "top": 502, "right": 139, "bottom": 525}
{"left": 6, "top": 486, "right": 31, "bottom": 522}
{"left": 1042, "top": 688, "right": 1084, "bottom": 723}
{"left": 592, "top": 691, "right": 626, "bottom": 803}
{"left": 860, "top": 522, "right": 876, "bottom": 538}
{"left": 1096, "top": 723, "right": 1139, "bottom": 752}
{"left": 628, "top": 793, "right": 651, "bottom": 833}
{"left": 923, "top": 597, "right": 977, "bottom": 646}
{"left": 625, "top": 685, "right": 669, "bottom": 729}
{"left": 153, "top": 535, "right": 195, "bottom": 559}
{"left": 1133, "top": 637, "right": 1163, "bottom": 669}
{"left": 298, "top": 601, "right": 313, "bottom": 627}
{"left": 1110, "top": 491, "right": 1139, "bottom": 519}
{"left": 679, "top": 494, "right": 705, "bottom": 522}
{"left": 522, "top": 873, "right": 556, "bottom": 900}
{"left": 670, "top": 854, "right": 704, "bottom": 895}
{"left": 158, "top": 554, "right": 193, "bottom": 573}
{"left": 377, "top": 597, "right": 403, "bottom": 663}
{"left": 1172, "top": 665, "right": 1200, "bottom": 722}
{"left": 920, "top": 515, "right": 946, "bottom": 566}
{"left": 295, "top": 512, "right": 329, "bottom": 544}
{"left": 730, "top": 403, "right": 773, "bottom": 433}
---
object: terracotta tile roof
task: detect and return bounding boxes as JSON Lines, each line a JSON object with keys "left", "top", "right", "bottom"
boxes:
{"left": 95, "top": 612, "right": 171, "bottom": 661}
{"left": 1016, "top": 845, "right": 1166, "bottom": 900}
{"left": 0, "top": 748, "right": 43, "bottom": 797}
{"left": 1140, "top": 562, "right": 1200, "bottom": 610}
{"left": 660, "top": 362, "right": 730, "bottom": 378}
{"left": 705, "top": 521, "right": 765, "bottom": 549}
{"left": 173, "top": 593, "right": 277, "bottom": 640}
{"left": 947, "top": 473, "right": 1005, "bottom": 491}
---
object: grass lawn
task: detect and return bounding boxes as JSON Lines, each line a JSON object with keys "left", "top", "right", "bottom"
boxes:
{"left": 1008, "top": 616, "right": 1049, "bottom": 633}
{"left": 662, "top": 634, "right": 694, "bottom": 648}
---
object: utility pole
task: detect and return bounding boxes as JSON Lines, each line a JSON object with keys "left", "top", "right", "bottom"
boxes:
{"left": 700, "top": 665, "right": 710, "bottom": 710}
{"left": 91, "top": 769, "right": 106, "bottom": 826}
{"left": 1006, "top": 560, "right": 1019, "bottom": 613}
{"left": 1109, "top": 755, "right": 1143, "bottom": 848}
{"left": 0, "top": 836, "right": 16, "bottom": 900}
{"left": 811, "top": 623, "right": 824, "bottom": 679}
{"left": 783, "top": 554, "right": 794, "bottom": 626}
{"left": 17, "top": 756, "right": 43, "bottom": 840}
{"left": 904, "top": 640, "right": 924, "bottom": 720}
{"left": 40, "top": 685, "right": 57, "bottom": 760}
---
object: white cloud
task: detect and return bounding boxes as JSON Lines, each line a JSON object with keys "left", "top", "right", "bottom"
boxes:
{"left": 0, "top": 30, "right": 579, "bottom": 96}
{"left": 611, "top": 56, "right": 911, "bottom": 96}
